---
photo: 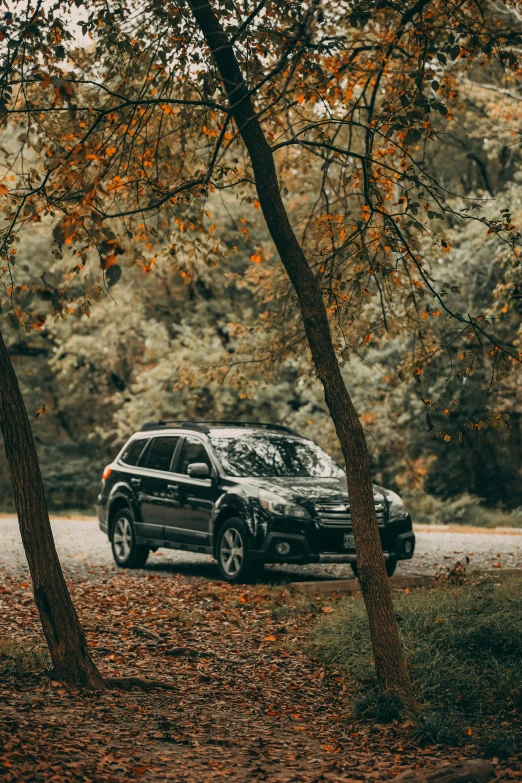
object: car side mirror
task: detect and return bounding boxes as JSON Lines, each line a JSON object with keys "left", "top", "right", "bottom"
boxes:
{"left": 187, "top": 462, "right": 211, "bottom": 479}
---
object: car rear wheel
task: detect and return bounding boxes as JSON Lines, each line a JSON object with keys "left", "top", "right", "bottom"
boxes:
{"left": 351, "top": 557, "right": 397, "bottom": 579}
{"left": 216, "top": 518, "right": 261, "bottom": 583}
{"left": 111, "top": 508, "right": 149, "bottom": 568}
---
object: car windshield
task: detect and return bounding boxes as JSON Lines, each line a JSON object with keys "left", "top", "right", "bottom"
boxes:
{"left": 209, "top": 434, "right": 344, "bottom": 478}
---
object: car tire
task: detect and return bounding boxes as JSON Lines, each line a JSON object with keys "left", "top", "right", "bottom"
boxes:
{"left": 350, "top": 557, "right": 398, "bottom": 579}
{"left": 110, "top": 508, "right": 150, "bottom": 569}
{"left": 216, "top": 518, "right": 260, "bottom": 583}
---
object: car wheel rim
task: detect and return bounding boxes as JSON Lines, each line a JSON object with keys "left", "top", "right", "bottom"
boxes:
{"left": 220, "top": 528, "right": 244, "bottom": 577}
{"left": 113, "top": 517, "right": 132, "bottom": 561}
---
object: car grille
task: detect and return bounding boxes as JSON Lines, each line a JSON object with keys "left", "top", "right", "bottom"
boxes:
{"left": 315, "top": 501, "right": 386, "bottom": 528}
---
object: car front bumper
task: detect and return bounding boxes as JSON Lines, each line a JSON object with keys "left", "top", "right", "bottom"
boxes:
{"left": 251, "top": 517, "right": 415, "bottom": 565}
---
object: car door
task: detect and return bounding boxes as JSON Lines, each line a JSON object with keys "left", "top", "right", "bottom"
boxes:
{"left": 113, "top": 437, "right": 151, "bottom": 535}
{"left": 135, "top": 436, "right": 181, "bottom": 540}
{"left": 164, "top": 434, "right": 218, "bottom": 546}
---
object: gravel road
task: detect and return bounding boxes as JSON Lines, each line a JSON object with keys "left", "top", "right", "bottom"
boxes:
{"left": 1, "top": 516, "right": 521, "bottom": 582}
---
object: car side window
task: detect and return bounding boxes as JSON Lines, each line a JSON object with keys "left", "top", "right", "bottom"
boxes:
{"left": 176, "top": 436, "right": 212, "bottom": 476}
{"left": 137, "top": 439, "right": 152, "bottom": 467}
{"left": 144, "top": 436, "right": 180, "bottom": 472}
{"left": 120, "top": 438, "right": 148, "bottom": 466}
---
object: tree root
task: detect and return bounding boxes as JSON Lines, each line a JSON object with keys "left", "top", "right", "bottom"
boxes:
{"left": 105, "top": 677, "right": 176, "bottom": 692}
{"left": 132, "top": 625, "right": 162, "bottom": 642}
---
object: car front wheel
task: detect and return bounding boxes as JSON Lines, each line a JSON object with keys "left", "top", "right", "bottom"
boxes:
{"left": 111, "top": 508, "right": 149, "bottom": 569}
{"left": 216, "top": 518, "right": 260, "bottom": 583}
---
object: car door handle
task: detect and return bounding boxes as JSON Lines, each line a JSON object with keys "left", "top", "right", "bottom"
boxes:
{"left": 167, "top": 484, "right": 178, "bottom": 491}
{"left": 131, "top": 478, "right": 141, "bottom": 486}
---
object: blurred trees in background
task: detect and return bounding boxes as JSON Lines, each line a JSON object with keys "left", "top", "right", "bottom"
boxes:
{"left": 0, "top": 1, "right": 521, "bottom": 514}
{"left": 2, "top": 111, "right": 521, "bottom": 513}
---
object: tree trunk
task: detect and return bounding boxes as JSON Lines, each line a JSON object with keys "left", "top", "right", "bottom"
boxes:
{"left": 188, "top": 0, "right": 415, "bottom": 704}
{"left": 0, "top": 326, "right": 105, "bottom": 689}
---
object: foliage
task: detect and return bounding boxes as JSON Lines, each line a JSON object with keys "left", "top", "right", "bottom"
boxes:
{"left": 405, "top": 492, "right": 522, "bottom": 528}
{"left": 309, "top": 576, "right": 522, "bottom": 750}
{"left": 1, "top": 0, "right": 521, "bottom": 373}
{"left": 0, "top": 1, "right": 522, "bottom": 512}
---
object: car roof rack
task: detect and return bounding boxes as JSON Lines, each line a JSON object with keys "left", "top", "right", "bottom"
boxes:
{"left": 140, "top": 420, "right": 300, "bottom": 436}
{"left": 187, "top": 420, "right": 300, "bottom": 435}
{"left": 140, "top": 420, "right": 210, "bottom": 434}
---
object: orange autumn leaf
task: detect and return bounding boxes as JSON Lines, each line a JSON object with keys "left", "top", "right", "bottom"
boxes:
{"left": 101, "top": 254, "right": 116, "bottom": 270}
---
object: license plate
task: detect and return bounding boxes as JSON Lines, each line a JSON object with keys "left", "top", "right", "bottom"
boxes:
{"left": 343, "top": 534, "right": 355, "bottom": 549}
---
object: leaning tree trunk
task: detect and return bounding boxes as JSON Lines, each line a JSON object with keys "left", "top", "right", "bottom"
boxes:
{"left": 188, "top": 0, "right": 415, "bottom": 705}
{"left": 0, "top": 326, "right": 104, "bottom": 688}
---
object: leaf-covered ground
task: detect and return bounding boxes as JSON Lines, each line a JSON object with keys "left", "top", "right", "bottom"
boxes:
{"left": 0, "top": 567, "right": 520, "bottom": 782}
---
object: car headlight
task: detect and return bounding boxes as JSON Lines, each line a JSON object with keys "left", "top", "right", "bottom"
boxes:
{"left": 258, "top": 489, "right": 310, "bottom": 519}
{"left": 387, "top": 490, "right": 406, "bottom": 519}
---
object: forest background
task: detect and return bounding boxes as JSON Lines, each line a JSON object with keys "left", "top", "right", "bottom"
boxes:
{"left": 1, "top": 42, "right": 521, "bottom": 525}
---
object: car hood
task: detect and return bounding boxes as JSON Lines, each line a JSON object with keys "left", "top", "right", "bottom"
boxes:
{"left": 235, "top": 475, "right": 388, "bottom": 504}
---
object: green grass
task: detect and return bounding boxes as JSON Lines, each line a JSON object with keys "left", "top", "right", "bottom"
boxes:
{"left": 0, "top": 639, "right": 49, "bottom": 678}
{"left": 309, "top": 576, "right": 522, "bottom": 754}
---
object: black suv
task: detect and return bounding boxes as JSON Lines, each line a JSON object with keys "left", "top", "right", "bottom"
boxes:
{"left": 97, "top": 421, "right": 415, "bottom": 582}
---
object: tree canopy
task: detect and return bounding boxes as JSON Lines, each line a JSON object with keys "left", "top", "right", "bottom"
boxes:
{"left": 0, "top": 0, "right": 521, "bottom": 509}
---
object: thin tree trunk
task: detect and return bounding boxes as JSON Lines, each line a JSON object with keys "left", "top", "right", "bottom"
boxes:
{"left": 188, "top": 0, "right": 415, "bottom": 704}
{"left": 0, "top": 326, "right": 105, "bottom": 688}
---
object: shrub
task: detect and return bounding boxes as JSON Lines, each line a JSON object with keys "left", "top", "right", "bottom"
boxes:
{"left": 309, "top": 577, "right": 522, "bottom": 751}
{"left": 406, "top": 491, "right": 522, "bottom": 528}
{"left": 0, "top": 639, "right": 49, "bottom": 677}
{"left": 481, "top": 729, "right": 518, "bottom": 760}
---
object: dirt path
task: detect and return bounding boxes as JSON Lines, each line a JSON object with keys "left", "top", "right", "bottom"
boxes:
{"left": 1, "top": 517, "right": 522, "bottom": 580}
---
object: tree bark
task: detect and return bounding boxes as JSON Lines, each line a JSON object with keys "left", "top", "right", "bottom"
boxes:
{"left": 188, "top": 0, "right": 415, "bottom": 704}
{"left": 0, "top": 326, "right": 105, "bottom": 688}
